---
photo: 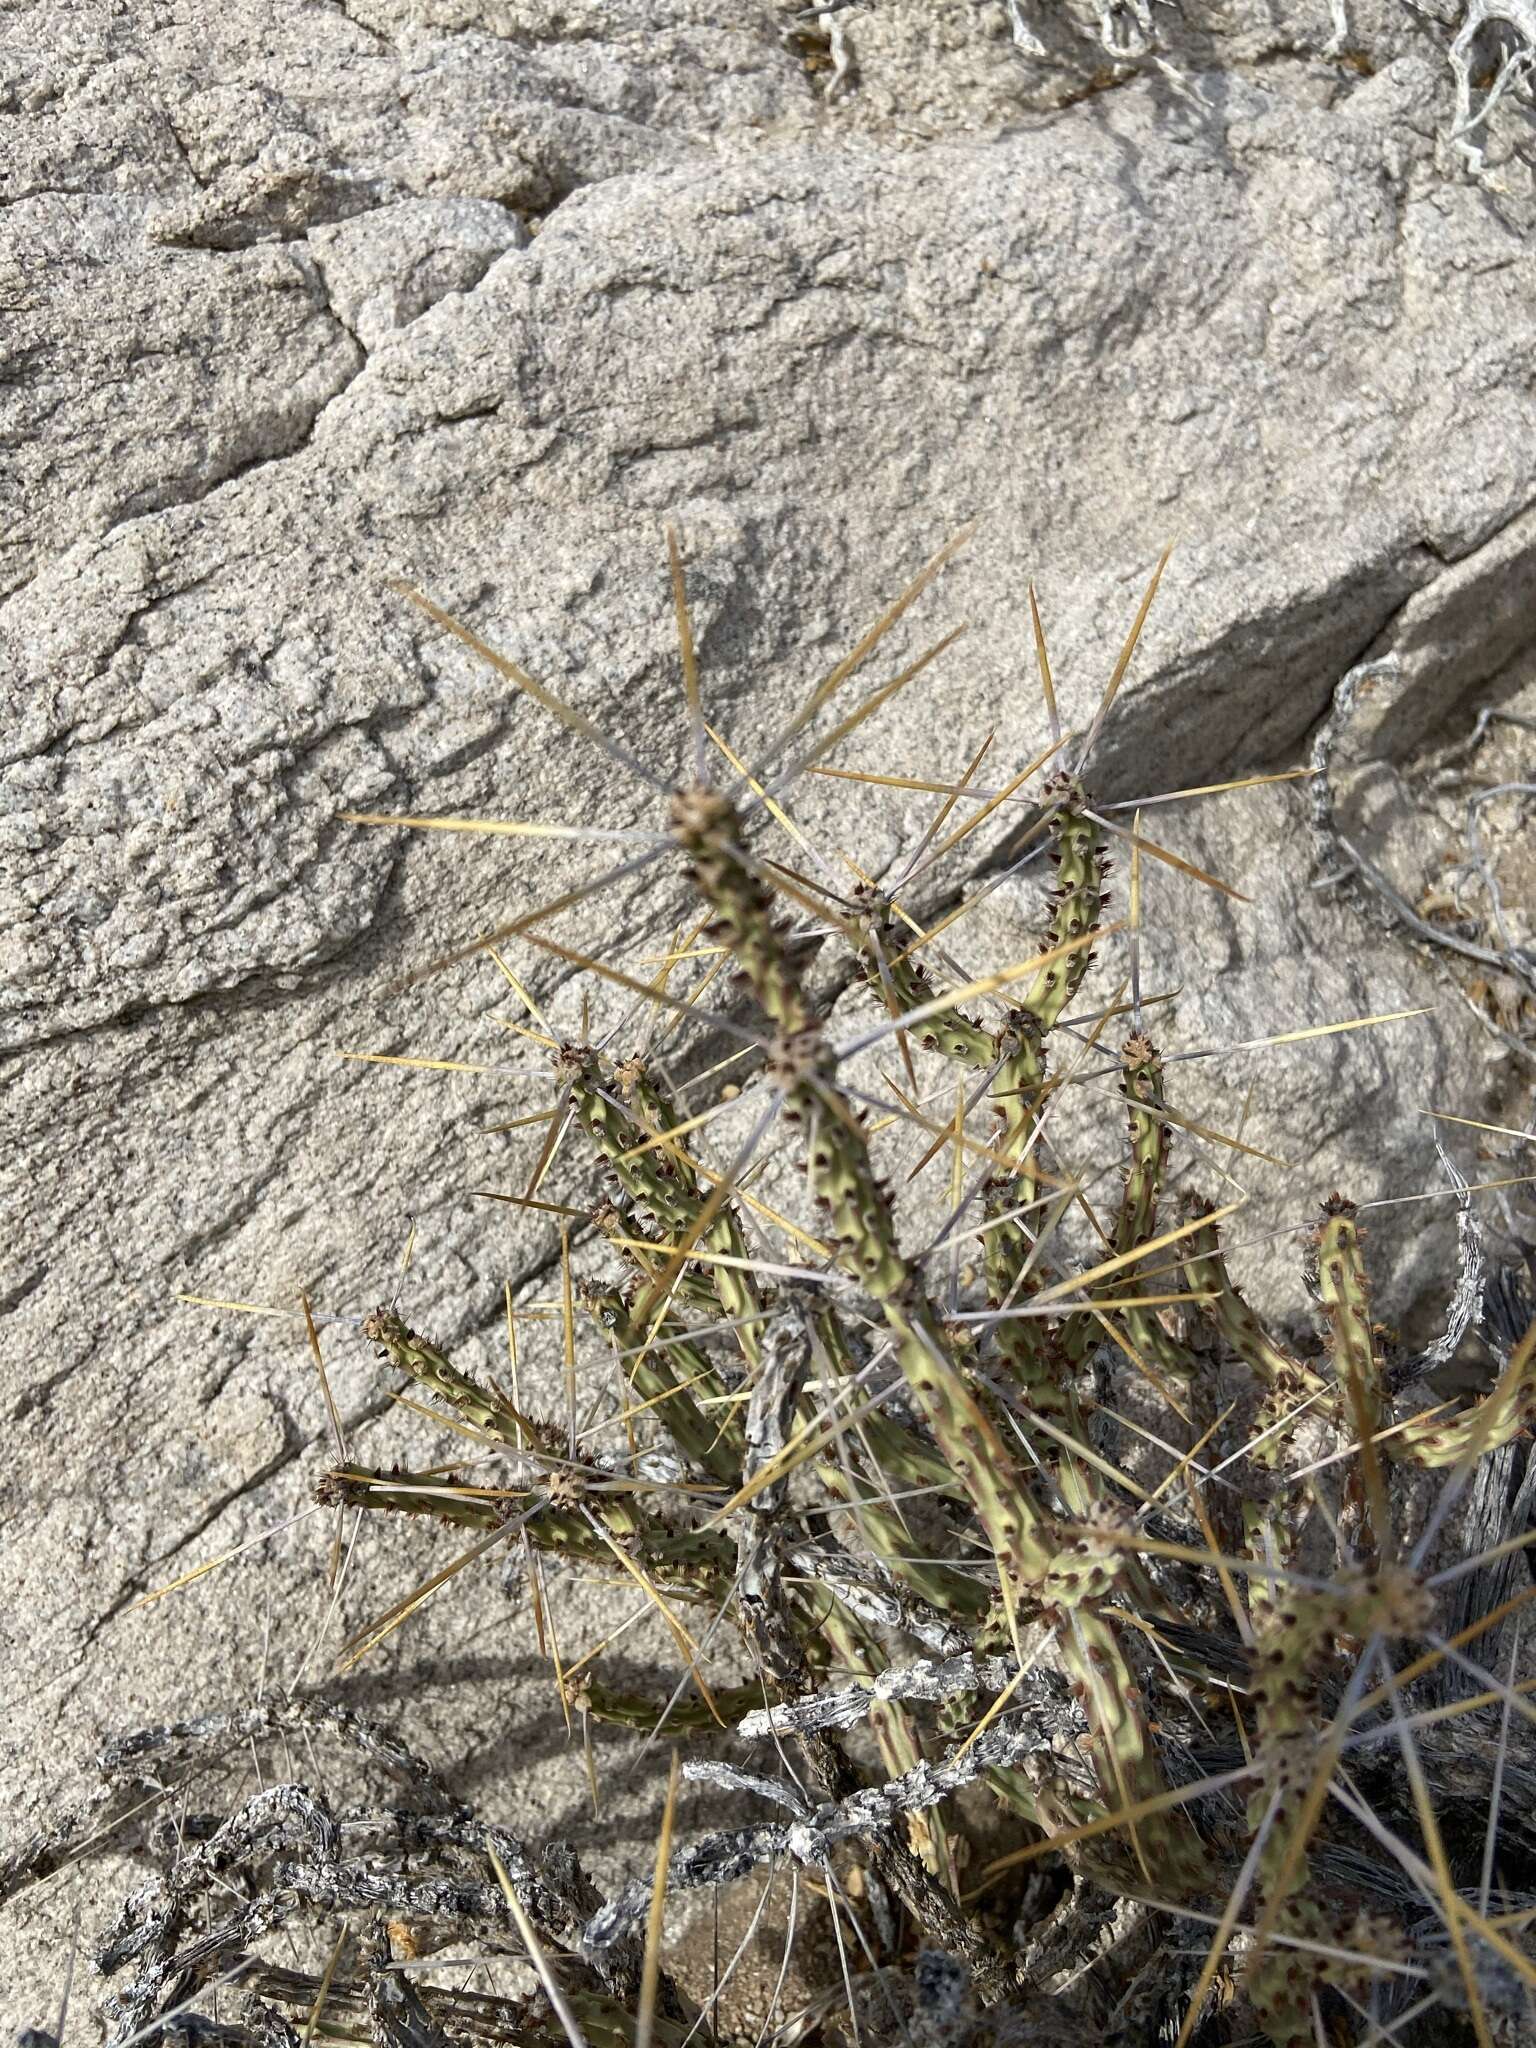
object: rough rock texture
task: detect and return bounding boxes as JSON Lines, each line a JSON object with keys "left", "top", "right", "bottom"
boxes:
{"left": 4, "top": 0, "right": 1536, "bottom": 2028}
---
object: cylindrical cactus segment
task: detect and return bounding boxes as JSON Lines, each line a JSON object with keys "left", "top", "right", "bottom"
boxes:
{"left": 801, "top": 1298, "right": 991, "bottom": 1617}
{"left": 317, "top": 1465, "right": 523, "bottom": 1532}
{"left": 361, "top": 1307, "right": 533, "bottom": 1449}
{"left": 815, "top": 1461, "right": 995, "bottom": 1620}
{"left": 1103, "top": 1036, "right": 1201, "bottom": 1383}
{"left": 1053, "top": 1606, "right": 1198, "bottom": 1886}
{"left": 318, "top": 1463, "right": 734, "bottom": 1589}
{"left": 1184, "top": 1205, "right": 1332, "bottom": 1473}
{"left": 1183, "top": 1206, "right": 1329, "bottom": 1403}
{"left": 590, "top": 1196, "right": 719, "bottom": 1313}
{"left": 855, "top": 793, "right": 1116, "bottom": 1412}
{"left": 1315, "top": 1197, "right": 1387, "bottom": 1555}
{"left": 1187, "top": 1199, "right": 1536, "bottom": 1476}
{"left": 805, "top": 1299, "right": 964, "bottom": 1494}
{"left": 1391, "top": 1309, "right": 1536, "bottom": 1466}
{"left": 560, "top": 1675, "right": 767, "bottom": 1732}
{"left": 670, "top": 785, "right": 810, "bottom": 1035}
{"left": 1315, "top": 1198, "right": 1384, "bottom": 1435}
{"left": 580, "top": 1285, "right": 744, "bottom": 1485}
{"left": 858, "top": 913, "right": 1068, "bottom": 1403}
{"left": 566, "top": 1045, "right": 764, "bottom": 1364}
{"left": 1113, "top": 1036, "right": 1170, "bottom": 1256}
{"left": 1016, "top": 778, "right": 1108, "bottom": 1032}
{"left": 882, "top": 1295, "right": 1065, "bottom": 1599}
{"left": 1245, "top": 1562, "right": 1433, "bottom": 2046}
{"left": 857, "top": 901, "right": 996, "bottom": 1071}
{"left": 565, "top": 1056, "right": 704, "bottom": 1228}
{"left": 563, "top": 1047, "right": 703, "bottom": 1235}
{"left": 982, "top": 1200, "right": 1077, "bottom": 1419}
{"left": 777, "top": 1027, "right": 1064, "bottom": 1598}
{"left": 619, "top": 1057, "right": 763, "bottom": 1345}
{"left": 788, "top": 1034, "right": 912, "bottom": 1301}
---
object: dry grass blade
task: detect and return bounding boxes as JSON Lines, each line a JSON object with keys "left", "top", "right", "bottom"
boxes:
{"left": 341, "top": 809, "right": 662, "bottom": 844}
{"left": 517, "top": 927, "right": 765, "bottom": 1048}
{"left": 1026, "top": 1197, "right": 1245, "bottom": 1308}
{"left": 586, "top": 1517, "right": 722, "bottom": 1725}
{"left": 301, "top": 1924, "right": 349, "bottom": 2047}
{"left": 1090, "top": 810, "right": 1252, "bottom": 904}
{"left": 177, "top": 1293, "right": 313, "bottom": 1319}
{"left": 339, "top": 1051, "right": 506, "bottom": 1074}
{"left": 1076, "top": 542, "right": 1174, "bottom": 771}
{"left": 1028, "top": 581, "right": 1060, "bottom": 743}
{"left": 473, "top": 1189, "right": 586, "bottom": 1217}
{"left": 1172, "top": 1800, "right": 1279, "bottom": 2048}
{"left": 524, "top": 1086, "right": 575, "bottom": 1201}
{"left": 899, "top": 728, "right": 998, "bottom": 884}
{"left": 489, "top": 945, "right": 554, "bottom": 1033}
{"left": 391, "top": 579, "right": 661, "bottom": 789}
{"left": 637, "top": 1750, "right": 682, "bottom": 2048}
{"left": 1167, "top": 1004, "right": 1436, "bottom": 1064}
{"left": 387, "top": 846, "right": 670, "bottom": 994}
{"left": 738, "top": 525, "right": 973, "bottom": 791}
{"left": 774, "top": 626, "right": 970, "bottom": 799}
{"left": 1424, "top": 1106, "right": 1536, "bottom": 1143}
{"left": 667, "top": 524, "right": 706, "bottom": 788}
{"left": 1377, "top": 1651, "right": 1496, "bottom": 2047}
{"left": 617, "top": 1095, "right": 740, "bottom": 1164}
{"left": 808, "top": 763, "right": 1025, "bottom": 797}
{"left": 901, "top": 733, "right": 1070, "bottom": 887}
{"left": 303, "top": 1294, "right": 348, "bottom": 1590}
{"left": 973, "top": 1760, "right": 1256, "bottom": 1888}
{"left": 1102, "top": 766, "right": 1314, "bottom": 811}
{"left": 131, "top": 1505, "right": 324, "bottom": 1611}
{"left": 334, "top": 1509, "right": 529, "bottom": 1670}
{"left": 487, "top": 1847, "right": 592, "bottom": 2048}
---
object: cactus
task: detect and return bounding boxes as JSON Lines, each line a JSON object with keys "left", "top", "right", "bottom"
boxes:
{"left": 45, "top": 540, "right": 1536, "bottom": 2048}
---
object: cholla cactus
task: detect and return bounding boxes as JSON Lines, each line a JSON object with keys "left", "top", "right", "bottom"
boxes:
{"left": 42, "top": 537, "right": 1536, "bottom": 2048}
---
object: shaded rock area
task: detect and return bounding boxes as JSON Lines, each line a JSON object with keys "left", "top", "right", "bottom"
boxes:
{"left": 3, "top": 0, "right": 1535, "bottom": 2028}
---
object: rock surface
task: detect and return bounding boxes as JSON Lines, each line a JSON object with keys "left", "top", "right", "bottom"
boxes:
{"left": 4, "top": 0, "right": 1536, "bottom": 2027}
